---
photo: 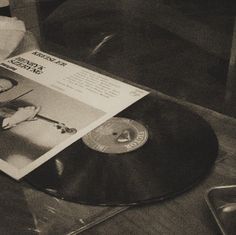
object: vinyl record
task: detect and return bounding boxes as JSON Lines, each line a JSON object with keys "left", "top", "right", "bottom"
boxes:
{"left": 26, "top": 93, "right": 218, "bottom": 206}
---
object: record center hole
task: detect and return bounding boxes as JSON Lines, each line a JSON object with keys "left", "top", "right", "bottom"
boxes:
{"left": 112, "top": 132, "right": 118, "bottom": 136}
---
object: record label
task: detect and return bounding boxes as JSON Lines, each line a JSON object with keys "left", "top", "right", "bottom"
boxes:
{"left": 82, "top": 117, "right": 148, "bottom": 154}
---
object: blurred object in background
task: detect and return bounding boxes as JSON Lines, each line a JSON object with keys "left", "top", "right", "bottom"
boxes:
{"left": 39, "top": 0, "right": 235, "bottom": 115}
{"left": 0, "top": 0, "right": 10, "bottom": 16}
{"left": 0, "top": 16, "right": 26, "bottom": 60}
{"left": 7, "top": 0, "right": 236, "bottom": 117}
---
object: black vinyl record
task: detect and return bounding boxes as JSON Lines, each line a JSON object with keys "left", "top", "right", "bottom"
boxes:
{"left": 26, "top": 94, "right": 218, "bottom": 206}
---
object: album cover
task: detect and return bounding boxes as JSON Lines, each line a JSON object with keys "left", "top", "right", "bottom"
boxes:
{"left": 0, "top": 50, "right": 149, "bottom": 179}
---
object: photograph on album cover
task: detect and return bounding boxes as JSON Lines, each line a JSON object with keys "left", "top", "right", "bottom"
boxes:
{"left": 0, "top": 70, "right": 105, "bottom": 170}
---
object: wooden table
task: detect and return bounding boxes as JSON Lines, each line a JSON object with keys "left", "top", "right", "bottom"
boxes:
{"left": 1, "top": 32, "right": 236, "bottom": 234}
{"left": 0, "top": 89, "right": 235, "bottom": 235}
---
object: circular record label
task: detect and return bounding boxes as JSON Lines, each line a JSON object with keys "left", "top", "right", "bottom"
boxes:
{"left": 82, "top": 117, "right": 149, "bottom": 154}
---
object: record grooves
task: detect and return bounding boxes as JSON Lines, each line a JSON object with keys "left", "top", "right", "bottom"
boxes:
{"left": 26, "top": 94, "right": 218, "bottom": 206}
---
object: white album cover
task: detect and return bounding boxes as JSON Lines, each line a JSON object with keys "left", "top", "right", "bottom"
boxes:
{"left": 0, "top": 50, "right": 149, "bottom": 179}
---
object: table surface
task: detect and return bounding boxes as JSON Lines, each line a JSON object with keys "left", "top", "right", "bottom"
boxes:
{"left": 1, "top": 31, "right": 236, "bottom": 235}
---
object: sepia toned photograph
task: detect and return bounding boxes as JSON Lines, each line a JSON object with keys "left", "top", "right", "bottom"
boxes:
{"left": 0, "top": 1, "right": 236, "bottom": 235}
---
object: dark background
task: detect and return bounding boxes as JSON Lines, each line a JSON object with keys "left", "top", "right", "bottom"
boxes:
{"left": 34, "top": 0, "right": 236, "bottom": 117}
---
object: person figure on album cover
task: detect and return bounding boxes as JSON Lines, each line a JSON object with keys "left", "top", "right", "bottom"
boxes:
{"left": 0, "top": 76, "right": 18, "bottom": 93}
{"left": 0, "top": 76, "right": 40, "bottom": 130}
{"left": 0, "top": 106, "right": 40, "bottom": 130}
